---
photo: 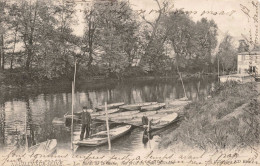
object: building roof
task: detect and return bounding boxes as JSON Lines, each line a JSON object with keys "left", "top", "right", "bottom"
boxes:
{"left": 238, "top": 45, "right": 260, "bottom": 55}
{"left": 238, "top": 51, "right": 260, "bottom": 55}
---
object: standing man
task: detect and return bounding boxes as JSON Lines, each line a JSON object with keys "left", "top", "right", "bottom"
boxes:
{"left": 80, "top": 106, "right": 92, "bottom": 141}
{"left": 142, "top": 112, "right": 151, "bottom": 131}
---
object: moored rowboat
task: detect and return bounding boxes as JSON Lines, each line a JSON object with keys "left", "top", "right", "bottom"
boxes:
{"left": 109, "top": 111, "right": 157, "bottom": 121}
{"left": 28, "top": 139, "right": 57, "bottom": 155}
{"left": 119, "top": 102, "right": 157, "bottom": 111}
{"left": 64, "top": 113, "right": 81, "bottom": 121}
{"left": 150, "top": 113, "right": 178, "bottom": 131}
{"left": 156, "top": 106, "right": 184, "bottom": 114}
{"left": 52, "top": 117, "right": 65, "bottom": 125}
{"left": 118, "top": 112, "right": 163, "bottom": 126}
{"left": 96, "top": 111, "right": 140, "bottom": 121}
{"left": 168, "top": 97, "right": 192, "bottom": 107}
{"left": 73, "top": 125, "right": 132, "bottom": 147}
{"left": 65, "top": 108, "right": 119, "bottom": 119}
{"left": 141, "top": 103, "right": 166, "bottom": 111}
{"left": 96, "top": 102, "right": 125, "bottom": 111}
{"left": 91, "top": 109, "right": 120, "bottom": 117}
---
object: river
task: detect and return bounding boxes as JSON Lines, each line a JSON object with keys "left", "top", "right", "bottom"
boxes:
{"left": 0, "top": 76, "right": 217, "bottom": 155}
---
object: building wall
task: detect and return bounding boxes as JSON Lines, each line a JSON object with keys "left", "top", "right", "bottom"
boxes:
{"left": 237, "top": 53, "right": 260, "bottom": 75}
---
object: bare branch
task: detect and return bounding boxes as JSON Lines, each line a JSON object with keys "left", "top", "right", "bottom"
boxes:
{"left": 140, "top": 15, "right": 154, "bottom": 29}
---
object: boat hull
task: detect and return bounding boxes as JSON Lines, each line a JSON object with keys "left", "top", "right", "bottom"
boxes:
{"left": 74, "top": 125, "right": 132, "bottom": 147}
{"left": 141, "top": 103, "right": 166, "bottom": 111}
{"left": 96, "top": 102, "right": 125, "bottom": 111}
{"left": 119, "top": 102, "right": 157, "bottom": 111}
{"left": 149, "top": 113, "right": 178, "bottom": 131}
{"left": 28, "top": 139, "right": 57, "bottom": 155}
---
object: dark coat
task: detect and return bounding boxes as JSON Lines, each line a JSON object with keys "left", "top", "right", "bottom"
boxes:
{"left": 142, "top": 116, "right": 148, "bottom": 125}
{"left": 81, "top": 111, "right": 91, "bottom": 125}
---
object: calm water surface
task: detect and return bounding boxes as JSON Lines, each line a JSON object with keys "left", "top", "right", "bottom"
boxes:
{"left": 0, "top": 77, "right": 217, "bottom": 155}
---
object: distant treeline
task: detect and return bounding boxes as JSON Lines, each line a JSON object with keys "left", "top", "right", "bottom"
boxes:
{"left": 0, "top": 0, "right": 238, "bottom": 83}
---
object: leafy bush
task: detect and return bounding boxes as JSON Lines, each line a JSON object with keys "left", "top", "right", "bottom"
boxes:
{"left": 159, "top": 82, "right": 259, "bottom": 150}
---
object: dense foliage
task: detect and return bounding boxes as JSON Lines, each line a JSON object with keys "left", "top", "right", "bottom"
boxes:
{"left": 159, "top": 82, "right": 259, "bottom": 150}
{"left": 0, "top": 0, "right": 238, "bottom": 83}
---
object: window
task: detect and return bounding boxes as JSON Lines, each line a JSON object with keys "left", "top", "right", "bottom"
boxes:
{"left": 238, "top": 55, "right": 241, "bottom": 61}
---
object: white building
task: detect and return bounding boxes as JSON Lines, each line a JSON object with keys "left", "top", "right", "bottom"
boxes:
{"left": 237, "top": 47, "right": 260, "bottom": 78}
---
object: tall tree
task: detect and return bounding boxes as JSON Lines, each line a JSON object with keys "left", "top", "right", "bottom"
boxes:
{"left": 216, "top": 34, "right": 237, "bottom": 73}
{"left": 139, "top": 0, "right": 172, "bottom": 73}
{"left": 52, "top": 0, "right": 77, "bottom": 78}
{"left": 8, "top": 0, "right": 78, "bottom": 80}
{"left": 163, "top": 13, "right": 218, "bottom": 73}
{"left": 194, "top": 18, "right": 218, "bottom": 73}
{"left": 89, "top": 0, "right": 139, "bottom": 79}
{"left": 163, "top": 10, "right": 195, "bottom": 72}
{"left": 0, "top": 0, "right": 8, "bottom": 70}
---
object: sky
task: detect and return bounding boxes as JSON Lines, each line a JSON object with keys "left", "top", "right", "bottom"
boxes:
{"left": 129, "top": 0, "right": 260, "bottom": 46}
{"left": 72, "top": 0, "right": 259, "bottom": 48}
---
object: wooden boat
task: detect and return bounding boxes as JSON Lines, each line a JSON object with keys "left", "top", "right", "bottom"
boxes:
{"left": 108, "top": 111, "right": 156, "bottom": 122}
{"left": 91, "top": 109, "right": 120, "bottom": 117}
{"left": 168, "top": 97, "right": 192, "bottom": 107}
{"left": 96, "top": 111, "right": 139, "bottom": 121}
{"left": 119, "top": 102, "right": 157, "bottom": 111}
{"left": 156, "top": 106, "right": 185, "bottom": 114}
{"left": 96, "top": 102, "right": 125, "bottom": 111}
{"left": 118, "top": 112, "right": 163, "bottom": 126}
{"left": 71, "top": 109, "right": 94, "bottom": 116}
{"left": 150, "top": 113, "right": 178, "bottom": 131}
{"left": 141, "top": 103, "right": 166, "bottom": 111}
{"left": 52, "top": 117, "right": 65, "bottom": 125}
{"left": 28, "top": 139, "right": 57, "bottom": 155}
{"left": 64, "top": 113, "right": 81, "bottom": 121}
{"left": 122, "top": 118, "right": 144, "bottom": 126}
{"left": 73, "top": 125, "right": 132, "bottom": 147}
{"left": 148, "top": 112, "right": 170, "bottom": 120}
{"left": 65, "top": 108, "right": 116, "bottom": 120}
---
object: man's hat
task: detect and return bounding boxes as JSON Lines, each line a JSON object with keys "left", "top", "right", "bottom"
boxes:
{"left": 83, "top": 106, "right": 88, "bottom": 110}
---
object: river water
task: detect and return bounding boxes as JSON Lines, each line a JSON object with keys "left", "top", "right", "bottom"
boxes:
{"left": 0, "top": 76, "right": 217, "bottom": 155}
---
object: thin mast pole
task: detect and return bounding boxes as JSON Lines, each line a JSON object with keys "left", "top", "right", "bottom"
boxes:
{"left": 71, "top": 82, "right": 74, "bottom": 150}
{"left": 218, "top": 57, "right": 220, "bottom": 82}
{"left": 179, "top": 72, "right": 187, "bottom": 98}
{"left": 73, "top": 60, "right": 77, "bottom": 93}
{"left": 105, "top": 102, "right": 111, "bottom": 150}
{"left": 71, "top": 60, "right": 77, "bottom": 150}
{"left": 25, "top": 111, "right": 28, "bottom": 151}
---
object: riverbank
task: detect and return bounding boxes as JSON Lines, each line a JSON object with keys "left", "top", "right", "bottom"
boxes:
{"left": 0, "top": 69, "right": 217, "bottom": 91}
{"left": 159, "top": 82, "right": 260, "bottom": 151}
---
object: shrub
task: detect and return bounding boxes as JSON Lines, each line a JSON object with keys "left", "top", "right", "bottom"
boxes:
{"left": 159, "top": 82, "right": 259, "bottom": 150}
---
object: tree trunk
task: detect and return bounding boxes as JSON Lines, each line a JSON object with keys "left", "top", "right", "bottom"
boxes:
{"left": 87, "top": 49, "right": 93, "bottom": 68}
{"left": 25, "top": 2, "right": 38, "bottom": 72}
{"left": 0, "top": 42, "right": 2, "bottom": 70}
{"left": 222, "top": 63, "right": 225, "bottom": 75}
{"left": 176, "top": 55, "right": 187, "bottom": 98}
{"left": 11, "top": 27, "right": 18, "bottom": 70}
{"left": 26, "top": 49, "right": 32, "bottom": 71}
{"left": 1, "top": 34, "right": 4, "bottom": 70}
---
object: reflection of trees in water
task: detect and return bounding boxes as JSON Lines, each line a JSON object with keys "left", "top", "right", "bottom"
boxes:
{"left": 142, "top": 129, "right": 153, "bottom": 148}
{"left": 85, "top": 92, "right": 93, "bottom": 108}
{"left": 79, "top": 78, "right": 216, "bottom": 105}
{"left": 25, "top": 96, "right": 36, "bottom": 147}
{"left": 0, "top": 102, "right": 5, "bottom": 148}
{"left": 0, "top": 77, "right": 217, "bottom": 150}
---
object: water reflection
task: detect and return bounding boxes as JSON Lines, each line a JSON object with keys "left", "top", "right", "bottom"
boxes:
{"left": 0, "top": 77, "right": 217, "bottom": 153}
{"left": 142, "top": 129, "right": 153, "bottom": 148}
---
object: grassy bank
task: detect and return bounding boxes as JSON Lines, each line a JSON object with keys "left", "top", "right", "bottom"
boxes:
{"left": 159, "top": 82, "right": 259, "bottom": 151}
